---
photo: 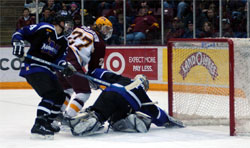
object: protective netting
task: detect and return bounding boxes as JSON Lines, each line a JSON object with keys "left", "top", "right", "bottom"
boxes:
{"left": 232, "top": 38, "right": 250, "bottom": 135}
{"left": 170, "top": 38, "right": 250, "bottom": 136}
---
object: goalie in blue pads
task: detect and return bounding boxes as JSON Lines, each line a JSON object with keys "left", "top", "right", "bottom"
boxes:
{"left": 69, "top": 68, "right": 185, "bottom": 136}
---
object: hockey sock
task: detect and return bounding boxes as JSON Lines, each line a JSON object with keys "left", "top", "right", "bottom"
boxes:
{"left": 66, "top": 98, "right": 84, "bottom": 117}
{"left": 37, "top": 99, "right": 53, "bottom": 117}
{"left": 61, "top": 93, "right": 71, "bottom": 112}
{"left": 48, "top": 104, "right": 61, "bottom": 120}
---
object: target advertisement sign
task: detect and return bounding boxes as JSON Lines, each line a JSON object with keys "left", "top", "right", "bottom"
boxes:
{"left": 104, "top": 48, "right": 158, "bottom": 80}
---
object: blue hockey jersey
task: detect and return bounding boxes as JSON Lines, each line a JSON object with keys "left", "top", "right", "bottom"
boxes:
{"left": 11, "top": 23, "right": 68, "bottom": 78}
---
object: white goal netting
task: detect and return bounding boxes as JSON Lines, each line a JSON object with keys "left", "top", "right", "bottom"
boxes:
{"left": 169, "top": 38, "right": 250, "bottom": 136}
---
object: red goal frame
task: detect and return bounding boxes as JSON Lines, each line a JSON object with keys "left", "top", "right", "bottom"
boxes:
{"left": 167, "top": 38, "right": 235, "bottom": 136}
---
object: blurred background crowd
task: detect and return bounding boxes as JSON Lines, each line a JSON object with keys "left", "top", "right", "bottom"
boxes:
{"left": 0, "top": 0, "right": 249, "bottom": 45}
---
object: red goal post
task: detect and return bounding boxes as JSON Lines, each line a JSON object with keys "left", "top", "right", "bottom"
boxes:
{"left": 167, "top": 38, "right": 250, "bottom": 136}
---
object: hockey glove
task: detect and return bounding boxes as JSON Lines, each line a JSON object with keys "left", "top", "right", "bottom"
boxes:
{"left": 12, "top": 40, "right": 25, "bottom": 58}
{"left": 59, "top": 61, "right": 76, "bottom": 77}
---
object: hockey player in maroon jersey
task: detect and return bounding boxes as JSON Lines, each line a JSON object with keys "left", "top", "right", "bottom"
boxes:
{"left": 57, "top": 16, "right": 113, "bottom": 118}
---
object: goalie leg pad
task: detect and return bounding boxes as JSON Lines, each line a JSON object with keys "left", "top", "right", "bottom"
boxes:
{"left": 70, "top": 111, "right": 103, "bottom": 136}
{"left": 112, "top": 112, "right": 152, "bottom": 133}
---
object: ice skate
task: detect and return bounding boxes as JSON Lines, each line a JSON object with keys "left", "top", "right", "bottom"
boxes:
{"left": 48, "top": 121, "right": 60, "bottom": 133}
{"left": 30, "top": 122, "right": 54, "bottom": 140}
{"left": 30, "top": 116, "right": 56, "bottom": 139}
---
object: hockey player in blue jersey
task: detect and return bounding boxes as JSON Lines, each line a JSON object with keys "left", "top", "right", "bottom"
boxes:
{"left": 68, "top": 68, "right": 184, "bottom": 136}
{"left": 11, "top": 16, "right": 76, "bottom": 139}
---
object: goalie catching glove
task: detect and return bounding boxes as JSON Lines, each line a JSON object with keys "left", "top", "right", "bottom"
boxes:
{"left": 12, "top": 40, "right": 25, "bottom": 58}
{"left": 59, "top": 61, "right": 76, "bottom": 77}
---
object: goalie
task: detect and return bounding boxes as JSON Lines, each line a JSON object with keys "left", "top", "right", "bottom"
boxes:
{"left": 68, "top": 68, "right": 185, "bottom": 136}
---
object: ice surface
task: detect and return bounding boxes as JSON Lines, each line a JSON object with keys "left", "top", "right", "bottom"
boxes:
{"left": 0, "top": 89, "right": 249, "bottom": 148}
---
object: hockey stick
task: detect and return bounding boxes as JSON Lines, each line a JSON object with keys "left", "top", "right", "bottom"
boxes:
{"left": 24, "top": 54, "right": 157, "bottom": 106}
{"left": 141, "top": 101, "right": 158, "bottom": 106}
{"left": 23, "top": 54, "right": 112, "bottom": 87}
{"left": 24, "top": 53, "right": 64, "bottom": 70}
{"left": 23, "top": 54, "right": 145, "bottom": 89}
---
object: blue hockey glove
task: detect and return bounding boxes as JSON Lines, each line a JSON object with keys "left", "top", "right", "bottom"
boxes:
{"left": 12, "top": 40, "right": 25, "bottom": 58}
{"left": 59, "top": 61, "right": 76, "bottom": 77}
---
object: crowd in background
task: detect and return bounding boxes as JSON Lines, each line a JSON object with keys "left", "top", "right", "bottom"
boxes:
{"left": 16, "top": 0, "right": 248, "bottom": 45}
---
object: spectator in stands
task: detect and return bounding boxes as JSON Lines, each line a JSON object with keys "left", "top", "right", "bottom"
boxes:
{"left": 208, "top": 2, "right": 217, "bottom": 11}
{"left": 97, "top": 1, "right": 112, "bottom": 17}
{"left": 182, "top": 20, "right": 201, "bottom": 38}
{"left": 68, "top": 3, "right": 80, "bottom": 19}
{"left": 107, "top": 13, "right": 124, "bottom": 45}
{"left": 81, "top": 9, "right": 96, "bottom": 27}
{"left": 230, "top": 1, "right": 247, "bottom": 38}
{"left": 72, "top": 13, "right": 81, "bottom": 29}
{"left": 56, "top": 2, "right": 71, "bottom": 20}
{"left": 182, "top": 2, "right": 207, "bottom": 31}
{"left": 165, "top": 17, "right": 185, "bottom": 43}
{"left": 204, "top": 9, "right": 219, "bottom": 32}
{"left": 176, "top": 0, "right": 190, "bottom": 19}
{"left": 16, "top": 8, "right": 36, "bottom": 31}
{"left": 39, "top": 8, "right": 53, "bottom": 23}
{"left": 24, "top": 0, "right": 45, "bottom": 16}
{"left": 164, "top": 0, "right": 175, "bottom": 8}
{"left": 221, "top": 18, "right": 234, "bottom": 37}
{"left": 162, "top": 0, "right": 175, "bottom": 32}
{"left": 198, "top": 21, "right": 215, "bottom": 38}
{"left": 83, "top": 0, "right": 99, "bottom": 18}
{"left": 111, "top": 0, "right": 135, "bottom": 24}
{"left": 126, "top": 7, "right": 159, "bottom": 45}
{"left": 42, "top": 0, "right": 61, "bottom": 17}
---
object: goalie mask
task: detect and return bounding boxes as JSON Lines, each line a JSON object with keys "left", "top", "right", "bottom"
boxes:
{"left": 134, "top": 74, "right": 149, "bottom": 91}
{"left": 94, "top": 16, "right": 113, "bottom": 40}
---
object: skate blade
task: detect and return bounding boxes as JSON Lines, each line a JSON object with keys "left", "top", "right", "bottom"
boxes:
{"left": 30, "top": 133, "right": 54, "bottom": 140}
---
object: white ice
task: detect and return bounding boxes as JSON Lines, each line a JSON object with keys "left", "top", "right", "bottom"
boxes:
{"left": 0, "top": 89, "right": 249, "bottom": 148}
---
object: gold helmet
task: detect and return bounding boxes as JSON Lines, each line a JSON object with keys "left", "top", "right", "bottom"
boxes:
{"left": 94, "top": 16, "right": 113, "bottom": 40}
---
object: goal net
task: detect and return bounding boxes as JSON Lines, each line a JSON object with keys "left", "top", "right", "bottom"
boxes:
{"left": 167, "top": 38, "right": 250, "bottom": 136}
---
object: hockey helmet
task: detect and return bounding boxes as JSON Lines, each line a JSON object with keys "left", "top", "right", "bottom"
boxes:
{"left": 52, "top": 16, "right": 66, "bottom": 32}
{"left": 134, "top": 74, "right": 149, "bottom": 91}
{"left": 52, "top": 16, "right": 65, "bottom": 26}
{"left": 94, "top": 16, "right": 113, "bottom": 40}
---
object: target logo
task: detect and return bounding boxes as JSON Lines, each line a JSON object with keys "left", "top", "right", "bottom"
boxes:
{"left": 106, "top": 52, "right": 125, "bottom": 74}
